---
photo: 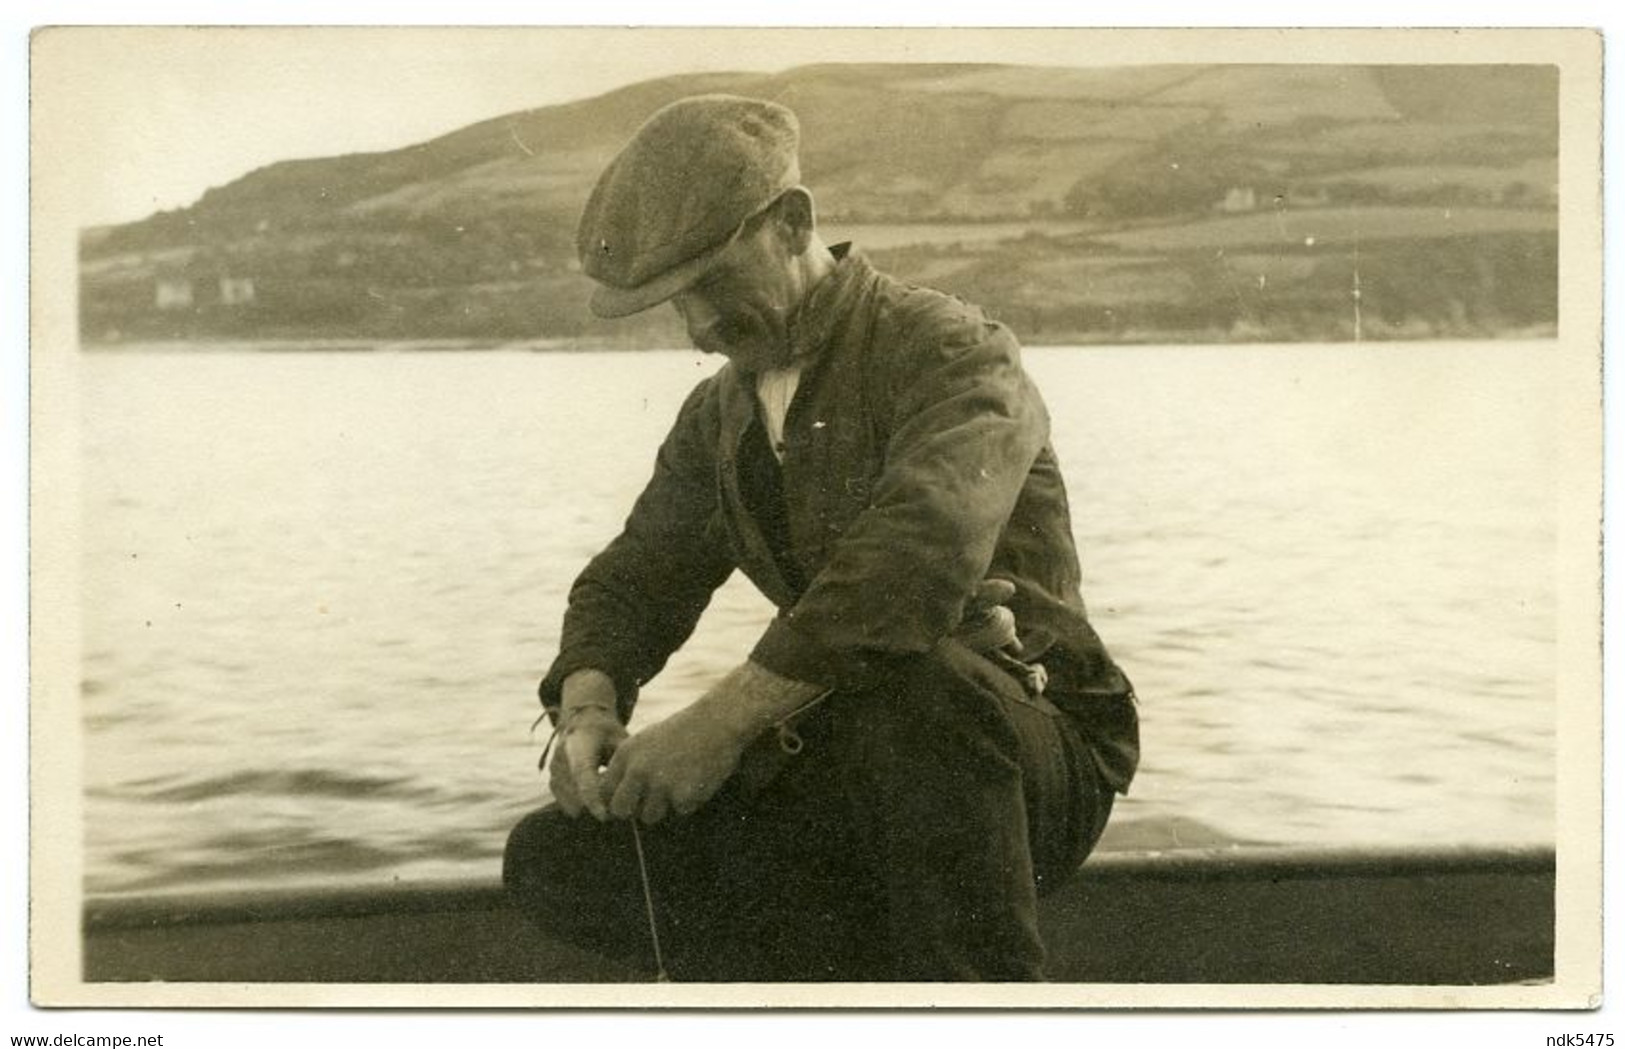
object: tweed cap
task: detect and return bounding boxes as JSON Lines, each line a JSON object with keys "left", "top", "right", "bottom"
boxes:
{"left": 576, "top": 94, "right": 802, "bottom": 318}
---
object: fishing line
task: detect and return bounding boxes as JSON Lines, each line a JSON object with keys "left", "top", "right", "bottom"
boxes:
{"left": 613, "top": 688, "right": 835, "bottom": 984}
{"left": 629, "top": 819, "right": 670, "bottom": 982}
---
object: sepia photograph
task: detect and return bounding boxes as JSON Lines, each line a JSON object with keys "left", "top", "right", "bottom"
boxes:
{"left": 25, "top": 22, "right": 1604, "bottom": 1013}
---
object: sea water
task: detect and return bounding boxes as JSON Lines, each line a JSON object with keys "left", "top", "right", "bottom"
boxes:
{"left": 77, "top": 343, "right": 1562, "bottom": 895}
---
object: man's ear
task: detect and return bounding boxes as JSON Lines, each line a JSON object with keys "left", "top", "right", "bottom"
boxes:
{"left": 773, "top": 187, "right": 817, "bottom": 254}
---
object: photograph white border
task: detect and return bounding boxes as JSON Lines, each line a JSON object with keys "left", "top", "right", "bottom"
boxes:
{"left": 17, "top": 11, "right": 1610, "bottom": 1025}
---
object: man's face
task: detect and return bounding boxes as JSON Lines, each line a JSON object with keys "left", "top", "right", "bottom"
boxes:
{"left": 670, "top": 217, "right": 800, "bottom": 373}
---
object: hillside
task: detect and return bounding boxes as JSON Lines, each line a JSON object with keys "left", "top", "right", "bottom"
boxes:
{"left": 79, "top": 63, "right": 1559, "bottom": 346}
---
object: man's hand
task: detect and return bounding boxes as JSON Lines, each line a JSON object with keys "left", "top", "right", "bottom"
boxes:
{"left": 550, "top": 669, "right": 628, "bottom": 821}
{"left": 954, "top": 577, "right": 1019, "bottom": 654}
{"left": 602, "top": 700, "right": 748, "bottom": 824}
{"left": 550, "top": 707, "right": 627, "bottom": 820}
{"left": 603, "top": 661, "right": 825, "bottom": 825}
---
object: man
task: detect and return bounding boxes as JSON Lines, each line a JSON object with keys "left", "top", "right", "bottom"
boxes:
{"left": 504, "top": 94, "right": 1138, "bottom": 982}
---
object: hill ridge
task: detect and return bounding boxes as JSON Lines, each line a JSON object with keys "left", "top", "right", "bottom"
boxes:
{"left": 79, "top": 62, "right": 1559, "bottom": 346}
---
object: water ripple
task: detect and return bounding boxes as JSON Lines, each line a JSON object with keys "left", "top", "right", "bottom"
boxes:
{"left": 77, "top": 345, "right": 1563, "bottom": 894}
{"left": 126, "top": 768, "right": 445, "bottom": 804}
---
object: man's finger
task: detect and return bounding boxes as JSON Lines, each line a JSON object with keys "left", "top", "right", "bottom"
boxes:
{"left": 969, "top": 578, "right": 1017, "bottom": 612}
{"left": 957, "top": 604, "right": 1018, "bottom": 653}
{"left": 586, "top": 767, "right": 612, "bottom": 821}
{"left": 566, "top": 737, "right": 610, "bottom": 821}
{"left": 550, "top": 757, "right": 584, "bottom": 818}
{"left": 639, "top": 789, "right": 671, "bottom": 826}
{"left": 671, "top": 792, "right": 705, "bottom": 819}
{"left": 579, "top": 771, "right": 609, "bottom": 821}
{"left": 602, "top": 743, "right": 629, "bottom": 798}
{"left": 607, "top": 762, "right": 647, "bottom": 821}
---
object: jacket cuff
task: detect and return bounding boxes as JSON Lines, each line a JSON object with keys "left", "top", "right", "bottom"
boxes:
{"left": 749, "top": 616, "right": 903, "bottom": 693}
{"left": 536, "top": 655, "right": 641, "bottom": 726}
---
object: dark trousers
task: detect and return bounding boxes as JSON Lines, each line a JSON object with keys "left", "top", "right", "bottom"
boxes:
{"left": 503, "top": 642, "right": 1116, "bottom": 981}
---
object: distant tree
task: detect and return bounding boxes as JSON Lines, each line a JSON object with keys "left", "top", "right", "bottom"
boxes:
{"left": 1064, "top": 145, "right": 1272, "bottom": 219}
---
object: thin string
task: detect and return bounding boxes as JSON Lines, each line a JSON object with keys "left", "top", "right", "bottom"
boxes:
{"left": 629, "top": 820, "right": 670, "bottom": 982}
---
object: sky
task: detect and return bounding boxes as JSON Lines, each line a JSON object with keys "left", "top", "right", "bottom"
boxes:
{"left": 30, "top": 21, "right": 1604, "bottom": 230}
{"left": 30, "top": 23, "right": 1404, "bottom": 230}
{"left": 42, "top": 26, "right": 863, "bottom": 228}
{"left": 9, "top": 1, "right": 1625, "bottom": 1046}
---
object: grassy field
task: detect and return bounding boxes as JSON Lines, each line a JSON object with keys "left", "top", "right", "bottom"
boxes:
{"left": 820, "top": 220, "right": 1103, "bottom": 250}
{"left": 1151, "top": 66, "right": 1403, "bottom": 124}
{"left": 1093, "top": 206, "right": 1557, "bottom": 254}
{"left": 891, "top": 64, "right": 1208, "bottom": 101}
{"left": 79, "top": 63, "right": 1559, "bottom": 348}
{"left": 1298, "top": 159, "right": 1557, "bottom": 197}
{"left": 999, "top": 100, "right": 1212, "bottom": 141}
{"left": 1296, "top": 119, "right": 1556, "bottom": 158}
{"left": 823, "top": 204, "right": 1556, "bottom": 257}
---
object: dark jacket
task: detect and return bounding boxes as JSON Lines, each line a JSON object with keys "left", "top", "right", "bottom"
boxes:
{"left": 540, "top": 248, "right": 1138, "bottom": 791}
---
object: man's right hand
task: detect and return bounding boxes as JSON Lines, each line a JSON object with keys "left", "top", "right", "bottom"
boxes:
{"left": 550, "top": 670, "right": 628, "bottom": 821}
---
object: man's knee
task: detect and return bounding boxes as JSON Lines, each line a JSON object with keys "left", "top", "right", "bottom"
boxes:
{"left": 503, "top": 805, "right": 637, "bottom": 908}
{"left": 830, "top": 644, "right": 1029, "bottom": 771}
{"left": 502, "top": 805, "right": 568, "bottom": 902}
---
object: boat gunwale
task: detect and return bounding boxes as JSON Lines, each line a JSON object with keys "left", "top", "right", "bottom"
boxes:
{"left": 80, "top": 842, "right": 1558, "bottom": 932}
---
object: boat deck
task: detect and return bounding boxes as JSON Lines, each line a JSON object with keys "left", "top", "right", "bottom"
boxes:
{"left": 81, "top": 845, "right": 1555, "bottom": 984}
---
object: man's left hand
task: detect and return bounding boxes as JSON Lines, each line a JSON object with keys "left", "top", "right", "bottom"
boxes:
{"left": 601, "top": 661, "right": 826, "bottom": 824}
{"left": 602, "top": 698, "right": 749, "bottom": 824}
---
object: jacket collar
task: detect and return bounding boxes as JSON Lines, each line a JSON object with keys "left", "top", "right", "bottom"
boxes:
{"left": 716, "top": 243, "right": 867, "bottom": 448}
{"left": 783, "top": 243, "right": 863, "bottom": 365}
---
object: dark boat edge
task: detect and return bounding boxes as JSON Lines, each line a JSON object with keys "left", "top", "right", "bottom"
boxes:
{"left": 81, "top": 844, "right": 1557, "bottom": 986}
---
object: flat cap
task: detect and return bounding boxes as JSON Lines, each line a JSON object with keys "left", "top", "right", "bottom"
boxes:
{"left": 575, "top": 94, "right": 802, "bottom": 318}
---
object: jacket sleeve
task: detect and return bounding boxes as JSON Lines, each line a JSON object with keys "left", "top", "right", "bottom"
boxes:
{"left": 749, "top": 299, "right": 1049, "bottom": 689}
{"left": 538, "top": 378, "right": 737, "bottom": 723}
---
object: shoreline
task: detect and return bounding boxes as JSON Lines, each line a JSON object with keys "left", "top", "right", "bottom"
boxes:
{"left": 77, "top": 323, "right": 1559, "bottom": 354}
